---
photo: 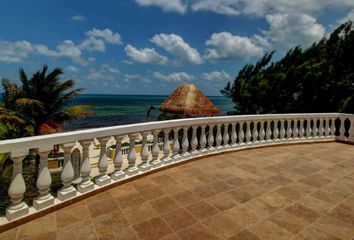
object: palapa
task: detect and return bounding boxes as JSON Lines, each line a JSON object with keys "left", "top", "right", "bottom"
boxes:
{"left": 159, "top": 83, "right": 220, "bottom": 116}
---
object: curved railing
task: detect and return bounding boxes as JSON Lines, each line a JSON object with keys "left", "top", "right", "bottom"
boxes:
{"left": 0, "top": 113, "right": 353, "bottom": 226}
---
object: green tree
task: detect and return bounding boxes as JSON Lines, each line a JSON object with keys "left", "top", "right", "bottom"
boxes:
{"left": 0, "top": 65, "right": 94, "bottom": 139}
{"left": 222, "top": 21, "right": 354, "bottom": 114}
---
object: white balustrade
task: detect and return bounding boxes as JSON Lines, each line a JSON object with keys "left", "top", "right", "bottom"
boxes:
{"left": 0, "top": 113, "right": 351, "bottom": 223}
{"left": 33, "top": 150, "right": 54, "bottom": 210}
{"left": 57, "top": 143, "right": 77, "bottom": 201}
{"left": 112, "top": 136, "right": 126, "bottom": 179}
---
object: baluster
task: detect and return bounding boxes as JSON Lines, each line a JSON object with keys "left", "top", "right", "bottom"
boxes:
{"left": 259, "top": 121, "right": 265, "bottom": 143}
{"left": 182, "top": 127, "right": 190, "bottom": 156}
{"left": 324, "top": 118, "right": 331, "bottom": 138}
{"left": 6, "top": 155, "right": 29, "bottom": 220}
{"left": 273, "top": 121, "right": 279, "bottom": 141}
{"left": 280, "top": 120, "right": 286, "bottom": 141}
{"left": 319, "top": 118, "right": 324, "bottom": 138}
{"left": 299, "top": 119, "right": 305, "bottom": 139}
{"left": 191, "top": 126, "right": 199, "bottom": 154}
{"left": 238, "top": 122, "right": 245, "bottom": 145}
{"left": 126, "top": 133, "right": 139, "bottom": 175}
{"left": 348, "top": 117, "right": 354, "bottom": 142}
{"left": 151, "top": 130, "right": 161, "bottom": 166}
{"left": 33, "top": 150, "right": 54, "bottom": 210}
{"left": 231, "top": 123, "right": 237, "bottom": 147}
{"left": 172, "top": 128, "right": 181, "bottom": 160}
{"left": 306, "top": 119, "right": 313, "bottom": 139}
{"left": 208, "top": 124, "right": 215, "bottom": 150}
{"left": 95, "top": 137, "right": 111, "bottom": 185}
{"left": 286, "top": 120, "right": 292, "bottom": 140}
{"left": 252, "top": 121, "right": 259, "bottom": 144}
{"left": 112, "top": 136, "right": 126, "bottom": 179}
{"left": 292, "top": 119, "right": 298, "bottom": 139}
{"left": 199, "top": 125, "right": 208, "bottom": 152}
{"left": 246, "top": 121, "right": 252, "bottom": 144}
{"left": 77, "top": 140, "right": 94, "bottom": 193}
{"left": 57, "top": 143, "right": 77, "bottom": 201}
{"left": 339, "top": 117, "right": 346, "bottom": 141}
{"left": 223, "top": 124, "right": 230, "bottom": 147}
{"left": 266, "top": 121, "right": 272, "bottom": 142}
{"left": 216, "top": 124, "right": 223, "bottom": 149}
{"left": 330, "top": 118, "right": 336, "bottom": 138}
{"left": 313, "top": 118, "right": 319, "bottom": 139}
{"left": 162, "top": 129, "right": 172, "bottom": 163}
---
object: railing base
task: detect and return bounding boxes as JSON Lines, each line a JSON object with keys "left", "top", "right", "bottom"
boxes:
{"left": 95, "top": 175, "right": 112, "bottom": 186}
{"left": 111, "top": 171, "right": 126, "bottom": 180}
{"left": 57, "top": 188, "right": 77, "bottom": 201}
{"left": 33, "top": 196, "right": 54, "bottom": 210}
{"left": 77, "top": 181, "right": 95, "bottom": 193}
{"left": 6, "top": 204, "right": 29, "bottom": 221}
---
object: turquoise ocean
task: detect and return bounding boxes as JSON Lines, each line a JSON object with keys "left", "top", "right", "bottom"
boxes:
{"left": 64, "top": 94, "right": 235, "bottom": 130}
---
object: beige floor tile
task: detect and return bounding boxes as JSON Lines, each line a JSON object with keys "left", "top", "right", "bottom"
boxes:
{"left": 248, "top": 219, "right": 294, "bottom": 240}
{"left": 132, "top": 217, "right": 173, "bottom": 240}
{"left": 268, "top": 210, "right": 309, "bottom": 234}
{"left": 185, "top": 201, "right": 220, "bottom": 220}
{"left": 122, "top": 202, "right": 159, "bottom": 225}
{"left": 161, "top": 208, "right": 197, "bottom": 232}
{"left": 202, "top": 212, "right": 242, "bottom": 238}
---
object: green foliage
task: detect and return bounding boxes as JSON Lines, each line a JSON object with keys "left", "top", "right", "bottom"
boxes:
{"left": 222, "top": 21, "right": 354, "bottom": 114}
{"left": 0, "top": 65, "right": 95, "bottom": 138}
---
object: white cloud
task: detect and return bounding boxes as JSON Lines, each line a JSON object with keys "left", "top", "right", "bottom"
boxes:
{"left": 71, "top": 15, "right": 86, "bottom": 22}
{"left": 151, "top": 33, "right": 203, "bottom": 64}
{"left": 135, "top": 0, "right": 187, "bottom": 13}
{"left": 0, "top": 40, "right": 33, "bottom": 63}
{"left": 204, "top": 32, "right": 264, "bottom": 61}
{"left": 86, "top": 28, "right": 122, "bottom": 45}
{"left": 79, "top": 37, "right": 105, "bottom": 52}
{"left": 153, "top": 71, "right": 194, "bottom": 82}
{"left": 190, "top": 0, "right": 354, "bottom": 17}
{"left": 124, "top": 73, "right": 151, "bottom": 83}
{"left": 124, "top": 44, "right": 168, "bottom": 65}
{"left": 340, "top": 9, "right": 354, "bottom": 23}
{"left": 263, "top": 13, "right": 326, "bottom": 49}
{"left": 202, "top": 70, "right": 231, "bottom": 81}
{"left": 66, "top": 66, "right": 79, "bottom": 72}
{"left": 122, "top": 60, "right": 134, "bottom": 65}
{"left": 102, "top": 63, "right": 119, "bottom": 73}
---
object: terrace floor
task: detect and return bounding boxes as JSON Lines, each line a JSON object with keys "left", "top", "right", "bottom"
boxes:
{"left": 1, "top": 142, "right": 354, "bottom": 240}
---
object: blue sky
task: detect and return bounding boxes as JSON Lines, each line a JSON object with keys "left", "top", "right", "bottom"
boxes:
{"left": 0, "top": 0, "right": 354, "bottom": 95}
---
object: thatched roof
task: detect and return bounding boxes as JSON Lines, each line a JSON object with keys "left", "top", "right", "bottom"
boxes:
{"left": 160, "top": 83, "right": 221, "bottom": 116}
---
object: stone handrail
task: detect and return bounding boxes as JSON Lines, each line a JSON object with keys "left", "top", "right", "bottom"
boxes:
{"left": 0, "top": 113, "right": 353, "bottom": 225}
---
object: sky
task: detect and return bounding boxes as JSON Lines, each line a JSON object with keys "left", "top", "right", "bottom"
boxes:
{"left": 0, "top": 0, "right": 354, "bottom": 96}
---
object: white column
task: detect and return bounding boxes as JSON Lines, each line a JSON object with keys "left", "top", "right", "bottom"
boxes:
{"left": 223, "top": 124, "right": 230, "bottom": 147}
{"left": 191, "top": 126, "right": 199, "bottom": 154}
{"left": 6, "top": 155, "right": 29, "bottom": 220}
{"left": 313, "top": 118, "right": 319, "bottom": 139}
{"left": 280, "top": 120, "right": 286, "bottom": 141}
{"left": 319, "top": 118, "right": 324, "bottom": 138}
{"left": 330, "top": 118, "right": 336, "bottom": 138}
{"left": 339, "top": 117, "right": 346, "bottom": 141}
{"left": 273, "top": 121, "right": 280, "bottom": 141}
{"left": 348, "top": 117, "right": 354, "bottom": 142}
{"left": 139, "top": 132, "right": 151, "bottom": 171}
{"left": 246, "top": 121, "right": 252, "bottom": 144}
{"left": 252, "top": 121, "right": 259, "bottom": 144}
{"left": 231, "top": 123, "right": 237, "bottom": 147}
{"left": 306, "top": 119, "right": 313, "bottom": 139}
{"left": 151, "top": 130, "right": 161, "bottom": 166}
{"left": 325, "top": 118, "right": 331, "bottom": 138}
{"left": 238, "top": 122, "right": 245, "bottom": 145}
{"left": 199, "top": 125, "right": 208, "bottom": 152}
{"left": 162, "top": 129, "right": 172, "bottom": 163}
{"left": 208, "top": 125, "right": 215, "bottom": 150}
{"left": 266, "top": 121, "right": 272, "bottom": 142}
{"left": 126, "top": 133, "right": 139, "bottom": 175}
{"left": 259, "top": 121, "right": 265, "bottom": 143}
{"left": 182, "top": 127, "right": 190, "bottom": 156}
{"left": 299, "top": 119, "right": 305, "bottom": 139}
{"left": 57, "top": 144, "right": 77, "bottom": 201}
{"left": 172, "top": 128, "right": 181, "bottom": 160}
{"left": 293, "top": 119, "right": 299, "bottom": 140}
{"left": 77, "top": 140, "right": 94, "bottom": 193}
{"left": 286, "top": 120, "right": 292, "bottom": 140}
{"left": 112, "top": 136, "right": 126, "bottom": 180}
{"left": 216, "top": 124, "right": 223, "bottom": 149}
{"left": 33, "top": 150, "right": 54, "bottom": 210}
{"left": 95, "top": 137, "right": 111, "bottom": 186}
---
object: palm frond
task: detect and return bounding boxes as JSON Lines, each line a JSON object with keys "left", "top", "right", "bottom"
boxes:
{"left": 63, "top": 105, "right": 96, "bottom": 120}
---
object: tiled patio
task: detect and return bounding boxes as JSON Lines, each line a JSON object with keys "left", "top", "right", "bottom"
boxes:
{"left": 1, "top": 142, "right": 354, "bottom": 240}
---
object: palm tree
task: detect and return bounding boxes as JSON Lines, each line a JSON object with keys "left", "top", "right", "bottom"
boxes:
{"left": 0, "top": 65, "right": 94, "bottom": 137}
